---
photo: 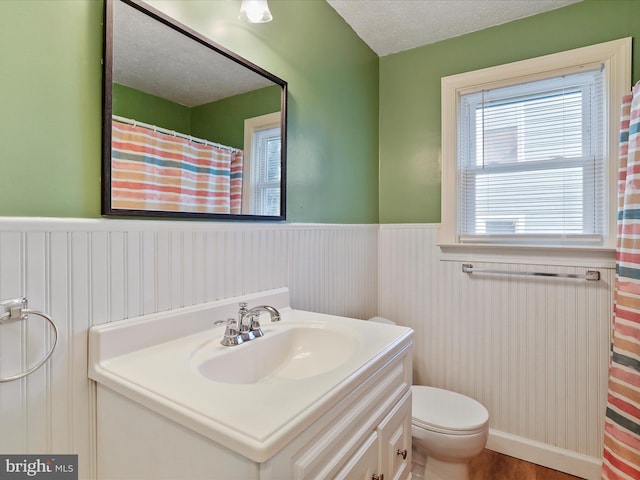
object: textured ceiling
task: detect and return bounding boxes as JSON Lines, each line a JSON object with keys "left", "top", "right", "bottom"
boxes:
{"left": 113, "top": 0, "right": 582, "bottom": 106}
{"left": 326, "top": 0, "right": 582, "bottom": 57}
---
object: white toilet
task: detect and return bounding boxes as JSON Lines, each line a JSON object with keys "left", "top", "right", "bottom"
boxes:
{"left": 368, "top": 317, "right": 489, "bottom": 480}
{"left": 411, "top": 385, "right": 489, "bottom": 480}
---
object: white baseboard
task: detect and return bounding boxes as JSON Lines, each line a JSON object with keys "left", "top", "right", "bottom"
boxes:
{"left": 487, "top": 429, "right": 602, "bottom": 480}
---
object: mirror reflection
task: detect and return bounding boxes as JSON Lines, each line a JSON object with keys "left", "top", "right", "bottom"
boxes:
{"left": 103, "top": 0, "right": 287, "bottom": 220}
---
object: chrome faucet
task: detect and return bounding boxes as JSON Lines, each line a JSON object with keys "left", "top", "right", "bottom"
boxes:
{"left": 220, "top": 302, "right": 281, "bottom": 346}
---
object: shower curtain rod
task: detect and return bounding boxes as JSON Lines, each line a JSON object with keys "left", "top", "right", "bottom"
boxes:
{"left": 112, "top": 115, "right": 242, "bottom": 153}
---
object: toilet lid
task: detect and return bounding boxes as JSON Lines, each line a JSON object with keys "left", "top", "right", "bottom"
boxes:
{"left": 411, "top": 386, "right": 489, "bottom": 434}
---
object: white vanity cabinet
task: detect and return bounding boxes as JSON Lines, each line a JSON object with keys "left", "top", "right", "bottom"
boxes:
{"left": 377, "top": 391, "right": 413, "bottom": 480}
{"left": 90, "top": 288, "right": 414, "bottom": 480}
{"left": 261, "top": 344, "right": 413, "bottom": 480}
{"left": 96, "top": 343, "right": 412, "bottom": 480}
{"left": 334, "top": 393, "right": 412, "bottom": 480}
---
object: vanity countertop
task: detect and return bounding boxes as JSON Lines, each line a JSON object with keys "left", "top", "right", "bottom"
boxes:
{"left": 88, "top": 288, "right": 413, "bottom": 462}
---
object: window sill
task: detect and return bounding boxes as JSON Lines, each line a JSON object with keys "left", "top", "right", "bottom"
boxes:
{"left": 438, "top": 242, "right": 615, "bottom": 268}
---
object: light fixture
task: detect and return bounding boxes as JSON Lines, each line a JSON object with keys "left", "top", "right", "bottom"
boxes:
{"left": 239, "top": 0, "right": 273, "bottom": 23}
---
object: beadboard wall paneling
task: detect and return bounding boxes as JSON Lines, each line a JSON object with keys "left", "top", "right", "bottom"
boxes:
{"left": 0, "top": 219, "right": 615, "bottom": 479}
{"left": 378, "top": 224, "right": 613, "bottom": 479}
{"left": 0, "top": 219, "right": 378, "bottom": 479}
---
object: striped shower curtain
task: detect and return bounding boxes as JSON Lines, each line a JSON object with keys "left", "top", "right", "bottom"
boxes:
{"left": 111, "top": 120, "right": 243, "bottom": 214}
{"left": 602, "top": 84, "right": 640, "bottom": 480}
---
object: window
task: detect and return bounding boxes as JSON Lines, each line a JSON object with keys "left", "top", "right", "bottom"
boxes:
{"left": 440, "top": 38, "right": 630, "bottom": 251}
{"left": 459, "top": 69, "right": 604, "bottom": 242}
{"left": 242, "top": 112, "right": 281, "bottom": 216}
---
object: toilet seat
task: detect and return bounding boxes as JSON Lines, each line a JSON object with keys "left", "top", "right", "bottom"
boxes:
{"left": 411, "top": 386, "right": 489, "bottom": 436}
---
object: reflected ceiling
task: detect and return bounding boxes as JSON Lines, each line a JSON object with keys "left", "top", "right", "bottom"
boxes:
{"left": 113, "top": 0, "right": 274, "bottom": 107}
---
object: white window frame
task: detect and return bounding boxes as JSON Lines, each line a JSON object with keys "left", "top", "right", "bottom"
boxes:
{"left": 242, "top": 112, "right": 281, "bottom": 215}
{"left": 439, "top": 38, "right": 631, "bottom": 265}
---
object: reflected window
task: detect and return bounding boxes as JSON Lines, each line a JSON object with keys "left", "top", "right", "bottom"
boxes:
{"left": 243, "top": 112, "right": 281, "bottom": 216}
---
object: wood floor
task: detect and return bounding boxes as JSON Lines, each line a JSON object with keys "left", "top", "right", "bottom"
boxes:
{"left": 469, "top": 450, "right": 583, "bottom": 480}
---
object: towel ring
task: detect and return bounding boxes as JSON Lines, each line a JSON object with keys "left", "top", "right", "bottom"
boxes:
{"left": 0, "top": 298, "right": 58, "bottom": 383}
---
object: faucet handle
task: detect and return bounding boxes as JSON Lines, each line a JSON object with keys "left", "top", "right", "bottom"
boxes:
{"left": 249, "top": 314, "right": 264, "bottom": 338}
{"left": 220, "top": 318, "right": 243, "bottom": 346}
{"left": 224, "top": 318, "right": 239, "bottom": 334}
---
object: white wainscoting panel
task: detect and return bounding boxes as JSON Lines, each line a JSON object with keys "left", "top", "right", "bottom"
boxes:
{"left": 378, "top": 224, "right": 614, "bottom": 479}
{"left": 1, "top": 218, "right": 614, "bottom": 479}
{"left": 0, "top": 218, "right": 378, "bottom": 479}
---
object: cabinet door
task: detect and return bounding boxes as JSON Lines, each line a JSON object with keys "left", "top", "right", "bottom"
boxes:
{"left": 378, "top": 390, "right": 412, "bottom": 480}
{"left": 333, "top": 432, "right": 380, "bottom": 480}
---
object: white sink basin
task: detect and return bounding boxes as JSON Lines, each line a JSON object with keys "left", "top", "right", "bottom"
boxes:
{"left": 88, "top": 288, "right": 413, "bottom": 463}
{"left": 194, "top": 324, "right": 359, "bottom": 384}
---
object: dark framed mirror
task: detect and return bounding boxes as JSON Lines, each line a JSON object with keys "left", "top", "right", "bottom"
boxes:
{"left": 102, "top": 0, "right": 287, "bottom": 220}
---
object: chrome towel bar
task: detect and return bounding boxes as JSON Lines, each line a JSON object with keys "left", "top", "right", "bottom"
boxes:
{"left": 461, "top": 263, "right": 601, "bottom": 281}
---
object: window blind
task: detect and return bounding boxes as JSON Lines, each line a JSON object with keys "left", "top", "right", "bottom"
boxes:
{"left": 456, "top": 66, "right": 605, "bottom": 245}
{"left": 251, "top": 126, "right": 281, "bottom": 216}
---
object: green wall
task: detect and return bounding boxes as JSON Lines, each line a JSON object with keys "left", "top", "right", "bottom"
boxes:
{"left": 0, "top": 1, "right": 102, "bottom": 217}
{"left": 113, "top": 83, "right": 192, "bottom": 133}
{"left": 379, "top": 0, "right": 640, "bottom": 223}
{"left": 0, "top": 0, "right": 379, "bottom": 223}
{"left": 4, "top": 0, "right": 637, "bottom": 224}
{"left": 192, "top": 85, "right": 281, "bottom": 150}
